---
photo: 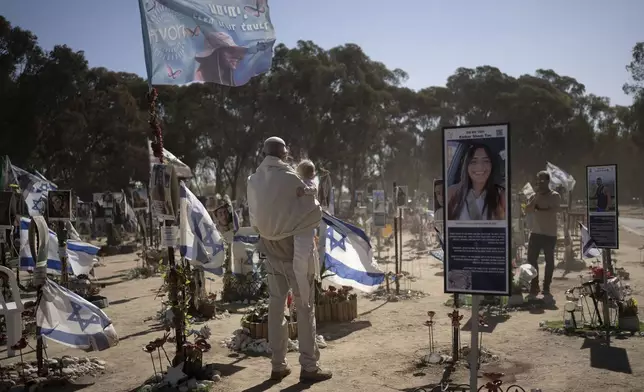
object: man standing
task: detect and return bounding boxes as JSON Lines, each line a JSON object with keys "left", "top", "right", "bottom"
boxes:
{"left": 525, "top": 171, "right": 561, "bottom": 301}
{"left": 247, "top": 137, "right": 332, "bottom": 383}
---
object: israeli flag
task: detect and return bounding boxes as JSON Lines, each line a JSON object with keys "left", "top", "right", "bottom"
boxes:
{"left": 322, "top": 212, "right": 384, "bottom": 293}
{"left": 546, "top": 162, "right": 576, "bottom": 192}
{"left": 11, "top": 165, "right": 57, "bottom": 216}
{"left": 179, "top": 183, "right": 225, "bottom": 274}
{"left": 67, "top": 241, "right": 100, "bottom": 276}
{"left": 580, "top": 222, "right": 602, "bottom": 258}
{"left": 232, "top": 227, "right": 260, "bottom": 275}
{"left": 19, "top": 217, "right": 69, "bottom": 275}
{"left": 37, "top": 279, "right": 118, "bottom": 351}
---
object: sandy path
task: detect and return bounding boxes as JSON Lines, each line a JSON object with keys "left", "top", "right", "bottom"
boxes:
{"left": 2, "top": 228, "right": 643, "bottom": 392}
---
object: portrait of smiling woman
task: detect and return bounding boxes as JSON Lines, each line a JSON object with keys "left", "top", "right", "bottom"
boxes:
{"left": 447, "top": 143, "right": 506, "bottom": 221}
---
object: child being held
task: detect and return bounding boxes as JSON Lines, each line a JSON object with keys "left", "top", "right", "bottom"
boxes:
{"left": 296, "top": 160, "right": 318, "bottom": 198}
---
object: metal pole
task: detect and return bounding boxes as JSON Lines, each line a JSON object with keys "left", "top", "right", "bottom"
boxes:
{"left": 399, "top": 206, "right": 403, "bottom": 272}
{"left": 469, "top": 295, "right": 481, "bottom": 391}
{"left": 602, "top": 251, "right": 612, "bottom": 345}
{"left": 393, "top": 182, "right": 399, "bottom": 295}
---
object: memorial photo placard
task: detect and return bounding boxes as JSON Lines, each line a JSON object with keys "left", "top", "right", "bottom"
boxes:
{"left": 586, "top": 164, "right": 618, "bottom": 249}
{"left": 372, "top": 190, "right": 386, "bottom": 228}
{"left": 442, "top": 123, "right": 511, "bottom": 295}
{"left": 47, "top": 190, "right": 72, "bottom": 222}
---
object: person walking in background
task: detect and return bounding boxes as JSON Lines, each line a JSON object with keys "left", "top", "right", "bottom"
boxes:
{"left": 247, "top": 137, "right": 332, "bottom": 384}
{"left": 525, "top": 171, "right": 561, "bottom": 303}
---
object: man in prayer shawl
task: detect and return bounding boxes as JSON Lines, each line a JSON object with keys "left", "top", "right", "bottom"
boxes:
{"left": 247, "top": 137, "right": 333, "bottom": 384}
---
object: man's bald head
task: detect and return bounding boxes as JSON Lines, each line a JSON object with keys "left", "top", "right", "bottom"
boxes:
{"left": 263, "top": 136, "right": 287, "bottom": 160}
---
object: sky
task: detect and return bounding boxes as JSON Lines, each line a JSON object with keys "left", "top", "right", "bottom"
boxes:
{"left": 2, "top": 0, "right": 643, "bottom": 106}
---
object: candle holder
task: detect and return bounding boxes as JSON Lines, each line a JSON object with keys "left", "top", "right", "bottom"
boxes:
{"left": 447, "top": 309, "right": 463, "bottom": 361}
{"left": 424, "top": 311, "right": 436, "bottom": 353}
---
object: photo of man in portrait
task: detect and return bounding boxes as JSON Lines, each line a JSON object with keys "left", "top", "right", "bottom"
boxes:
{"left": 47, "top": 191, "right": 71, "bottom": 221}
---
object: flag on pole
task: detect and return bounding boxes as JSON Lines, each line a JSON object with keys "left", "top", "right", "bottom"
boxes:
{"left": 11, "top": 165, "right": 57, "bottom": 216}
{"left": 322, "top": 212, "right": 384, "bottom": 293}
{"left": 37, "top": 279, "right": 118, "bottom": 351}
{"left": 546, "top": 162, "right": 576, "bottom": 192}
{"left": 232, "top": 227, "right": 260, "bottom": 274}
{"left": 138, "top": 0, "right": 276, "bottom": 87}
{"left": 179, "top": 183, "right": 225, "bottom": 274}
{"left": 579, "top": 222, "right": 602, "bottom": 258}
{"left": 19, "top": 217, "right": 69, "bottom": 275}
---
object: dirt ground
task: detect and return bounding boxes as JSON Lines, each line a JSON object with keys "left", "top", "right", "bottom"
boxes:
{"left": 3, "top": 226, "right": 644, "bottom": 392}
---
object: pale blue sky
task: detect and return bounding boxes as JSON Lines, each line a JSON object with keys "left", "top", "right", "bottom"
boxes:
{"left": 2, "top": 0, "right": 642, "bottom": 106}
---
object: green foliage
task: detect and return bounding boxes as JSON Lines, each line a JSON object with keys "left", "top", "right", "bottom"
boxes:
{"left": 1, "top": 16, "right": 643, "bottom": 209}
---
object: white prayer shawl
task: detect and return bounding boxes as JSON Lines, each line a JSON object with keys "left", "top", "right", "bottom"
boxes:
{"left": 247, "top": 156, "right": 322, "bottom": 241}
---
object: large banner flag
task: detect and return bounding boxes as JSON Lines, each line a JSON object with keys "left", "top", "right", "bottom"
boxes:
{"left": 19, "top": 217, "right": 69, "bottom": 275}
{"left": 546, "top": 162, "right": 576, "bottom": 192}
{"left": 11, "top": 165, "right": 57, "bottom": 216}
{"left": 37, "top": 279, "right": 118, "bottom": 351}
{"left": 579, "top": 222, "right": 602, "bottom": 258}
{"left": 138, "top": 0, "right": 276, "bottom": 86}
{"left": 322, "top": 212, "right": 384, "bottom": 293}
{"left": 179, "top": 183, "right": 225, "bottom": 273}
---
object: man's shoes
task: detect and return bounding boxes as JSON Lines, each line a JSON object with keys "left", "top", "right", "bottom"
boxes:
{"left": 300, "top": 367, "right": 333, "bottom": 383}
{"left": 270, "top": 367, "right": 292, "bottom": 382}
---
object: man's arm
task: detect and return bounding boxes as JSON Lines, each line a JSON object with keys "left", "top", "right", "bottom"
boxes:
{"left": 525, "top": 194, "right": 538, "bottom": 212}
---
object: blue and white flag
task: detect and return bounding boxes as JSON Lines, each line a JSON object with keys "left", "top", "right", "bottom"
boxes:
{"left": 322, "top": 212, "right": 384, "bottom": 293}
{"left": 19, "top": 217, "right": 69, "bottom": 275}
{"left": 37, "top": 279, "right": 118, "bottom": 351}
{"left": 67, "top": 241, "right": 100, "bottom": 276}
{"left": 138, "top": 0, "right": 276, "bottom": 86}
{"left": 11, "top": 165, "right": 57, "bottom": 217}
{"left": 232, "top": 227, "right": 260, "bottom": 274}
{"left": 179, "top": 183, "right": 225, "bottom": 274}
{"left": 580, "top": 222, "right": 602, "bottom": 258}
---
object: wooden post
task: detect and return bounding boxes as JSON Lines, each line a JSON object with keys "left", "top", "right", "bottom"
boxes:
{"left": 453, "top": 294, "right": 460, "bottom": 361}
{"left": 399, "top": 206, "right": 403, "bottom": 275}
{"left": 469, "top": 295, "right": 481, "bottom": 391}
{"left": 393, "top": 182, "right": 399, "bottom": 295}
{"left": 58, "top": 221, "right": 68, "bottom": 287}
{"left": 602, "top": 250, "right": 612, "bottom": 345}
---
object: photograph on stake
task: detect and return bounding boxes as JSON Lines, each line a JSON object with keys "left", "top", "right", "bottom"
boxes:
{"left": 372, "top": 190, "right": 386, "bottom": 227}
{"left": 586, "top": 164, "right": 618, "bottom": 249}
{"left": 47, "top": 190, "right": 72, "bottom": 221}
{"left": 442, "top": 123, "right": 511, "bottom": 295}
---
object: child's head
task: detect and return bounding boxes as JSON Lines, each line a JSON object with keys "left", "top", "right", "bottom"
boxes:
{"left": 297, "top": 160, "right": 316, "bottom": 180}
